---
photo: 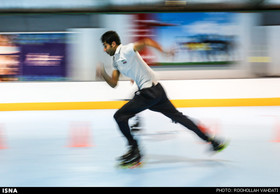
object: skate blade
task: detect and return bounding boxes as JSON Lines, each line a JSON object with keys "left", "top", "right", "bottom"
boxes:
{"left": 131, "top": 127, "right": 142, "bottom": 132}
{"left": 117, "top": 161, "right": 143, "bottom": 169}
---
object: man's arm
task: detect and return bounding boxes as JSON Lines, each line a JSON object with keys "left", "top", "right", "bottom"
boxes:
{"left": 96, "top": 64, "right": 120, "bottom": 88}
{"left": 133, "top": 38, "right": 164, "bottom": 53}
{"left": 133, "top": 38, "right": 174, "bottom": 56}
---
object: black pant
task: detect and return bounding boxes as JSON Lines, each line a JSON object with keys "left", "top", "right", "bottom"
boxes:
{"left": 114, "top": 83, "right": 210, "bottom": 147}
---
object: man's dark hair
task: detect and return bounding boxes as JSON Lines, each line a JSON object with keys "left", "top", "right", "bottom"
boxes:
{"left": 101, "top": 31, "right": 121, "bottom": 45}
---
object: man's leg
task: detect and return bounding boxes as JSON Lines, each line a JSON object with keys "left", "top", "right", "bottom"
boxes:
{"left": 148, "top": 83, "right": 210, "bottom": 142}
{"left": 149, "top": 84, "right": 227, "bottom": 151}
{"left": 150, "top": 99, "right": 210, "bottom": 142}
{"left": 114, "top": 89, "right": 159, "bottom": 147}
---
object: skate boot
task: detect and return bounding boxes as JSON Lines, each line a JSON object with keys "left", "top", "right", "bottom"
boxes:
{"left": 209, "top": 137, "right": 228, "bottom": 152}
{"left": 130, "top": 122, "right": 141, "bottom": 132}
{"left": 130, "top": 116, "right": 142, "bottom": 133}
{"left": 117, "top": 145, "right": 138, "bottom": 161}
{"left": 117, "top": 146, "right": 142, "bottom": 168}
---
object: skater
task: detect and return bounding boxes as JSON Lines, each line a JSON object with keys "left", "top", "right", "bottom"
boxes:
{"left": 96, "top": 31, "right": 227, "bottom": 167}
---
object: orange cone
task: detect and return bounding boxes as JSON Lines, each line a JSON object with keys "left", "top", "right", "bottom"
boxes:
{"left": 198, "top": 123, "right": 209, "bottom": 134}
{"left": 67, "top": 122, "right": 94, "bottom": 147}
{"left": 271, "top": 120, "right": 280, "bottom": 143}
{"left": 198, "top": 120, "right": 220, "bottom": 136}
{"left": 197, "top": 120, "right": 221, "bottom": 144}
{"left": 0, "top": 125, "right": 8, "bottom": 149}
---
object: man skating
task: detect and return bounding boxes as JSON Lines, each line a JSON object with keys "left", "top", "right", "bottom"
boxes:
{"left": 96, "top": 31, "right": 227, "bottom": 167}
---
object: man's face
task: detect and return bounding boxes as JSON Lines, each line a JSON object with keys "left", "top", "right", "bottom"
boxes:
{"left": 103, "top": 42, "right": 116, "bottom": 56}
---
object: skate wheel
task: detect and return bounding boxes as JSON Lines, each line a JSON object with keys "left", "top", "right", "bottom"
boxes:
{"left": 117, "top": 161, "right": 143, "bottom": 169}
{"left": 129, "top": 161, "right": 143, "bottom": 169}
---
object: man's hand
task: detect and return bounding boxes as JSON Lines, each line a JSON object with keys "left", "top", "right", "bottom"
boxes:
{"left": 96, "top": 63, "right": 105, "bottom": 79}
{"left": 96, "top": 62, "right": 120, "bottom": 88}
{"left": 163, "top": 48, "right": 175, "bottom": 57}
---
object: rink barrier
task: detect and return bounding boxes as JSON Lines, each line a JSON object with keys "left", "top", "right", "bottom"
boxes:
{"left": 0, "top": 78, "right": 279, "bottom": 111}
{"left": 0, "top": 97, "right": 280, "bottom": 111}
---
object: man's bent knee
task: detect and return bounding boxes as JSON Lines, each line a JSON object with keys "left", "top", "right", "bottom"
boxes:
{"left": 114, "top": 110, "right": 130, "bottom": 123}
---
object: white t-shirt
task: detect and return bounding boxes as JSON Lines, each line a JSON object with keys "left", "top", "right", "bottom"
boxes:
{"left": 112, "top": 43, "right": 158, "bottom": 90}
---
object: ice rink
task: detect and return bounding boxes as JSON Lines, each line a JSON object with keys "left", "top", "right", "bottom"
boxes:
{"left": 0, "top": 106, "right": 279, "bottom": 187}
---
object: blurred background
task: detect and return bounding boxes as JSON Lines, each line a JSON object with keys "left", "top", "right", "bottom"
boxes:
{"left": 0, "top": 0, "right": 280, "bottom": 81}
{"left": 0, "top": 1, "right": 280, "bottom": 187}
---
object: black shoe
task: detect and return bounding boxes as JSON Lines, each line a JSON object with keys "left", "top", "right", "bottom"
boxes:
{"left": 117, "top": 145, "right": 141, "bottom": 162}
